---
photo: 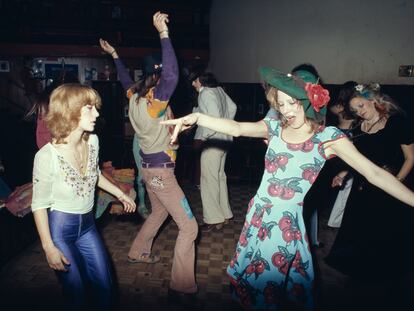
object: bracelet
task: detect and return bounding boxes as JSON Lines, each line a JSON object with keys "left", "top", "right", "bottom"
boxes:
{"left": 159, "top": 30, "right": 169, "bottom": 35}
{"left": 110, "top": 50, "right": 117, "bottom": 55}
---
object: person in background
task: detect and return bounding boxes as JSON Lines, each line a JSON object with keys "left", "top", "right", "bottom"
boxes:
{"left": 32, "top": 84, "right": 136, "bottom": 311}
{"left": 190, "top": 71, "right": 237, "bottom": 232}
{"left": 100, "top": 12, "right": 201, "bottom": 310}
{"left": 25, "top": 72, "right": 79, "bottom": 149}
{"left": 326, "top": 81, "right": 359, "bottom": 228}
{"left": 162, "top": 67, "right": 414, "bottom": 311}
{"left": 326, "top": 83, "right": 414, "bottom": 290}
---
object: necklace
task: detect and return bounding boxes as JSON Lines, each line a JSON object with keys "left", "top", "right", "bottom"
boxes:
{"left": 362, "top": 116, "right": 384, "bottom": 133}
{"left": 72, "top": 142, "right": 87, "bottom": 173}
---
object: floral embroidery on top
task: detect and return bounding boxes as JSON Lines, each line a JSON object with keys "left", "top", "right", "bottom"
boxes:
{"left": 57, "top": 144, "right": 99, "bottom": 197}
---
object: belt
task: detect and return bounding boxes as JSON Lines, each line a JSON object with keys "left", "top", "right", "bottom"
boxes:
{"left": 141, "top": 162, "right": 175, "bottom": 169}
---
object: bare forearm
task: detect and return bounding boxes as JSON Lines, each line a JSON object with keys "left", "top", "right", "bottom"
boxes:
{"left": 196, "top": 113, "right": 266, "bottom": 138}
{"left": 396, "top": 159, "right": 414, "bottom": 181}
{"left": 367, "top": 167, "right": 414, "bottom": 206}
{"left": 98, "top": 173, "right": 124, "bottom": 199}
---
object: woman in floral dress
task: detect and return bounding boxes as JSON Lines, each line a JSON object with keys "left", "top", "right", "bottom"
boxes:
{"left": 162, "top": 68, "right": 414, "bottom": 310}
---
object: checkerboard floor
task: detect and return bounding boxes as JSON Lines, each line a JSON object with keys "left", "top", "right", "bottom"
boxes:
{"left": 0, "top": 181, "right": 410, "bottom": 310}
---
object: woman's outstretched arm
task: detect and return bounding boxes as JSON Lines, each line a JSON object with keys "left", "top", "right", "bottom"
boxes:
{"left": 325, "top": 137, "right": 414, "bottom": 207}
{"left": 161, "top": 112, "right": 268, "bottom": 144}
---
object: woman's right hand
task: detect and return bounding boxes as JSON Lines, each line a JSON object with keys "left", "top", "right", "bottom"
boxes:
{"left": 161, "top": 113, "right": 199, "bottom": 144}
{"left": 153, "top": 11, "right": 169, "bottom": 35}
{"left": 99, "top": 38, "right": 117, "bottom": 57}
{"left": 44, "top": 245, "right": 70, "bottom": 271}
{"left": 331, "top": 171, "right": 348, "bottom": 187}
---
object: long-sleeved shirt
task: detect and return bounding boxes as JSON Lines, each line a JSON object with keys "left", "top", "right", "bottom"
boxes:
{"left": 113, "top": 37, "right": 179, "bottom": 164}
{"left": 194, "top": 86, "right": 237, "bottom": 141}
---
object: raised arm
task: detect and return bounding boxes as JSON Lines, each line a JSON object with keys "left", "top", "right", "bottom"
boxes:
{"left": 99, "top": 38, "right": 134, "bottom": 92}
{"left": 325, "top": 137, "right": 414, "bottom": 206}
{"left": 152, "top": 12, "right": 178, "bottom": 101}
{"left": 161, "top": 112, "right": 268, "bottom": 144}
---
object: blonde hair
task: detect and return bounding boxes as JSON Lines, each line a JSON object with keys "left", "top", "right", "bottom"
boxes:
{"left": 265, "top": 86, "right": 322, "bottom": 132}
{"left": 351, "top": 83, "right": 402, "bottom": 118}
{"left": 46, "top": 83, "right": 101, "bottom": 144}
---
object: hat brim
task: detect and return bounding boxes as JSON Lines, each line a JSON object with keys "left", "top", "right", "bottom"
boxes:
{"left": 259, "top": 67, "right": 327, "bottom": 119}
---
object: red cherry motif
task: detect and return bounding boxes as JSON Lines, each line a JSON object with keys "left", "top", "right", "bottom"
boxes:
{"left": 308, "top": 171, "right": 318, "bottom": 184}
{"left": 251, "top": 212, "right": 263, "bottom": 228}
{"left": 278, "top": 263, "right": 289, "bottom": 275}
{"left": 302, "top": 140, "right": 314, "bottom": 152}
{"left": 281, "top": 187, "right": 295, "bottom": 200}
{"left": 255, "top": 261, "right": 265, "bottom": 274}
{"left": 282, "top": 229, "right": 295, "bottom": 242}
{"left": 245, "top": 264, "right": 256, "bottom": 275}
{"left": 247, "top": 198, "right": 254, "bottom": 212}
{"left": 268, "top": 183, "right": 283, "bottom": 197}
{"left": 292, "top": 250, "right": 301, "bottom": 268}
{"left": 239, "top": 233, "right": 248, "bottom": 247}
{"left": 265, "top": 160, "right": 278, "bottom": 173}
{"left": 294, "top": 230, "right": 302, "bottom": 241}
{"left": 287, "top": 143, "right": 303, "bottom": 151}
{"left": 272, "top": 253, "right": 287, "bottom": 268}
{"left": 302, "top": 168, "right": 313, "bottom": 181}
{"left": 276, "top": 155, "right": 288, "bottom": 166}
{"left": 258, "top": 227, "right": 268, "bottom": 240}
{"left": 278, "top": 216, "right": 292, "bottom": 231}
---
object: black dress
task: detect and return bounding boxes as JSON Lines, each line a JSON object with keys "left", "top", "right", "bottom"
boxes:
{"left": 325, "top": 115, "right": 414, "bottom": 280}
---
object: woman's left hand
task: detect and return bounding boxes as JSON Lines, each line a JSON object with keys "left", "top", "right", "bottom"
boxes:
{"left": 118, "top": 193, "right": 136, "bottom": 213}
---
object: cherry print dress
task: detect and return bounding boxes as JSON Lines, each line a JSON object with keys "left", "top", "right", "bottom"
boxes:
{"left": 227, "top": 117, "right": 346, "bottom": 310}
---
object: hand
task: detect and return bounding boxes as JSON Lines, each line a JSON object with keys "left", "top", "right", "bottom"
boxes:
{"left": 99, "top": 38, "right": 117, "bottom": 57}
{"left": 331, "top": 171, "right": 348, "bottom": 187}
{"left": 153, "top": 11, "right": 169, "bottom": 34}
{"left": 44, "top": 245, "right": 70, "bottom": 271}
{"left": 117, "top": 192, "right": 136, "bottom": 213}
{"left": 160, "top": 113, "right": 199, "bottom": 144}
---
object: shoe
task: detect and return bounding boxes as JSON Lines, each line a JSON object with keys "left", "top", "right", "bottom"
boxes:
{"left": 127, "top": 253, "right": 160, "bottom": 264}
{"left": 200, "top": 222, "right": 223, "bottom": 232}
{"left": 168, "top": 288, "right": 204, "bottom": 310}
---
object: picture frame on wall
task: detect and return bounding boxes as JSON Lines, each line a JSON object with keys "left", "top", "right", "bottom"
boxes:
{"left": 45, "top": 63, "right": 79, "bottom": 82}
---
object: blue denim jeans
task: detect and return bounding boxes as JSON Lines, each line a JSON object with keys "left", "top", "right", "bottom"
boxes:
{"left": 49, "top": 210, "right": 114, "bottom": 311}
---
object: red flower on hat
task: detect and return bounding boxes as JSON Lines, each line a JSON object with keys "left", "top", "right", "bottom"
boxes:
{"left": 304, "top": 83, "right": 330, "bottom": 112}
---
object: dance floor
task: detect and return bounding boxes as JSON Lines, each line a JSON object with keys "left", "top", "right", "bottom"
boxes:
{"left": 0, "top": 182, "right": 410, "bottom": 310}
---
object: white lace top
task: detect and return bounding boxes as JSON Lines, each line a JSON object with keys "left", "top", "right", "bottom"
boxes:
{"left": 31, "top": 134, "right": 100, "bottom": 214}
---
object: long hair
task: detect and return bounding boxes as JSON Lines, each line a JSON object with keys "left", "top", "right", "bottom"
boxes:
{"left": 129, "top": 73, "right": 161, "bottom": 100}
{"left": 46, "top": 83, "right": 101, "bottom": 144}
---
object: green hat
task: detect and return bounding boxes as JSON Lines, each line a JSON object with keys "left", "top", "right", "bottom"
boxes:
{"left": 259, "top": 67, "right": 329, "bottom": 121}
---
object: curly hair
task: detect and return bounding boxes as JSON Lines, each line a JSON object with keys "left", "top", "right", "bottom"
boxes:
{"left": 46, "top": 83, "right": 101, "bottom": 144}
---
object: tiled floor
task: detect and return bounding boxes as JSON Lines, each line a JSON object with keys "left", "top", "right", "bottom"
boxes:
{"left": 0, "top": 182, "right": 411, "bottom": 310}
